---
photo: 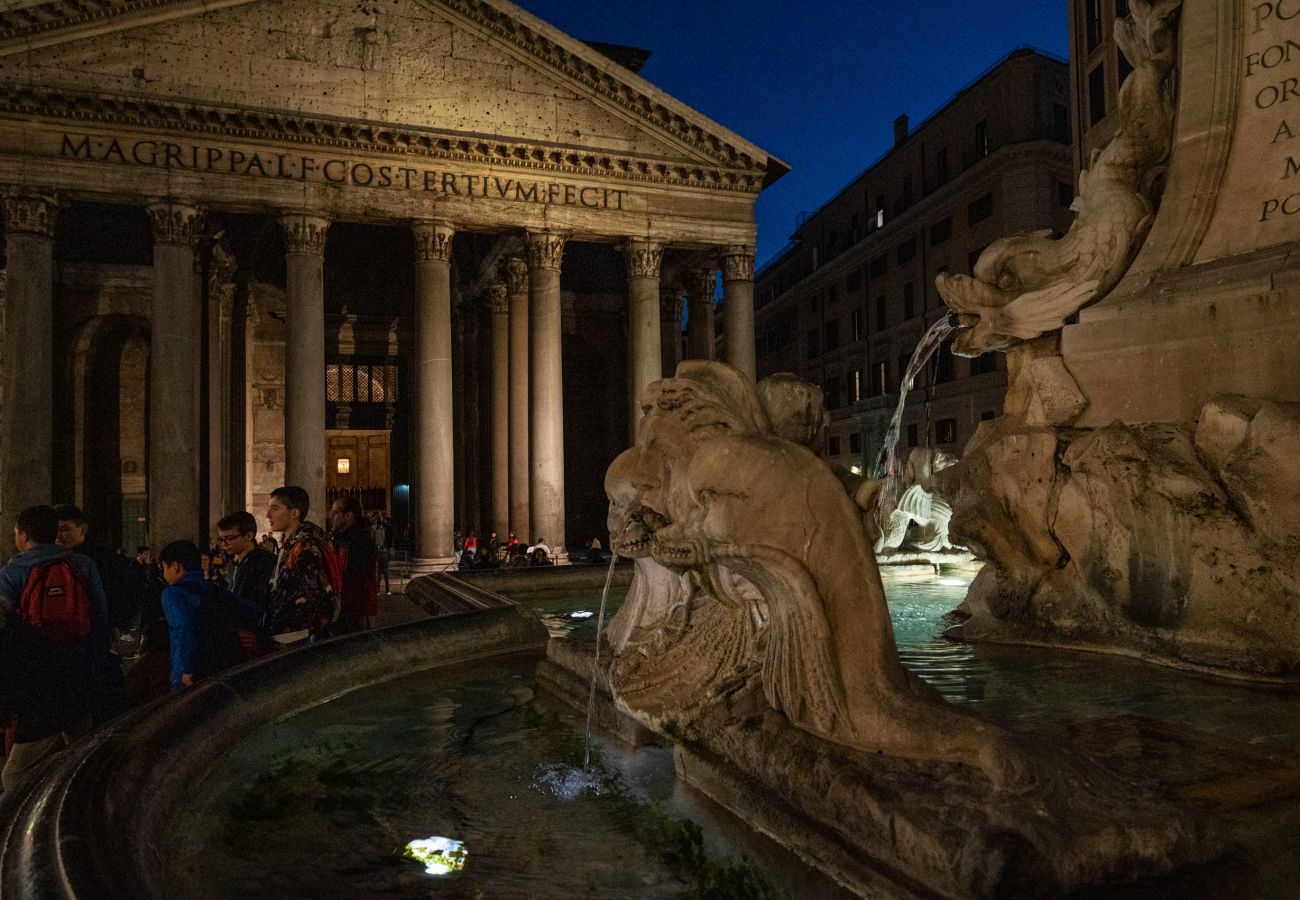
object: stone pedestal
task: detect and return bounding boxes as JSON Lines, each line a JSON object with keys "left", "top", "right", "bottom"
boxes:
{"left": 280, "top": 213, "right": 330, "bottom": 526}
{"left": 526, "top": 231, "right": 567, "bottom": 556}
{"left": 489, "top": 282, "right": 510, "bottom": 537}
{"left": 147, "top": 200, "right": 204, "bottom": 545}
{"left": 0, "top": 193, "right": 57, "bottom": 528}
{"left": 506, "top": 257, "right": 530, "bottom": 541}
{"left": 720, "top": 246, "right": 755, "bottom": 379}
{"left": 413, "top": 220, "right": 455, "bottom": 562}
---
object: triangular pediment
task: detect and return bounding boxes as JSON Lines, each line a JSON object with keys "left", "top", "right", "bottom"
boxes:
{"left": 0, "top": 0, "right": 786, "bottom": 188}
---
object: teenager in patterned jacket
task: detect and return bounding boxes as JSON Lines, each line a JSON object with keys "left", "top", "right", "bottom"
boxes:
{"left": 264, "top": 486, "right": 338, "bottom": 644}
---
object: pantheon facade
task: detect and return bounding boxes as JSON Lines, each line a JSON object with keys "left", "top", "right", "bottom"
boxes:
{"left": 0, "top": 0, "right": 786, "bottom": 561}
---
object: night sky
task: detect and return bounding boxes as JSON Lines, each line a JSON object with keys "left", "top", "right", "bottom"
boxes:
{"left": 514, "top": 0, "right": 1069, "bottom": 267}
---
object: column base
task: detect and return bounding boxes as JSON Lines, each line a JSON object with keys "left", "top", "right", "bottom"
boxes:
{"left": 409, "top": 556, "right": 460, "bottom": 575}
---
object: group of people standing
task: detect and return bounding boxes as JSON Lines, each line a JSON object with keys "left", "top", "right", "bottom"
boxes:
{"left": 0, "top": 486, "right": 384, "bottom": 793}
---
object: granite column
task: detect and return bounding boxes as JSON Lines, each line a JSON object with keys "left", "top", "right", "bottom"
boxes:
{"left": 413, "top": 220, "right": 456, "bottom": 562}
{"left": 526, "top": 231, "right": 567, "bottom": 556}
{"left": 279, "top": 213, "right": 331, "bottom": 525}
{"left": 505, "top": 258, "right": 530, "bottom": 541}
{"left": 721, "top": 245, "right": 757, "bottom": 379}
{"left": 685, "top": 266, "right": 717, "bottom": 361}
{"left": 489, "top": 282, "right": 510, "bottom": 537}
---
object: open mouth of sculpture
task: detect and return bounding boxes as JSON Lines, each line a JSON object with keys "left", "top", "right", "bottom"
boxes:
{"left": 613, "top": 533, "right": 652, "bottom": 556}
{"left": 651, "top": 537, "right": 704, "bottom": 569}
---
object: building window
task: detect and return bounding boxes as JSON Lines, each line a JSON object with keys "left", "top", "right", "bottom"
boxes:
{"left": 849, "top": 432, "right": 863, "bottom": 454}
{"left": 981, "top": 409, "right": 996, "bottom": 421}
{"left": 930, "top": 217, "right": 952, "bottom": 246}
{"left": 968, "top": 193, "right": 993, "bottom": 225}
{"left": 1115, "top": 0, "right": 1130, "bottom": 17}
{"left": 870, "top": 254, "right": 888, "bottom": 278}
{"left": 851, "top": 306, "right": 864, "bottom": 341}
{"left": 846, "top": 267, "right": 863, "bottom": 292}
{"left": 974, "top": 119, "right": 989, "bottom": 159}
{"left": 1052, "top": 102, "right": 1071, "bottom": 144}
{"left": 1086, "top": 0, "right": 1104, "bottom": 53}
{"left": 1088, "top": 64, "right": 1107, "bottom": 126}
{"left": 849, "top": 368, "right": 863, "bottom": 403}
{"left": 935, "top": 147, "right": 949, "bottom": 186}
{"left": 967, "top": 246, "right": 987, "bottom": 271}
{"left": 875, "top": 296, "right": 887, "bottom": 330}
{"left": 825, "top": 319, "right": 840, "bottom": 351}
{"left": 806, "top": 328, "right": 820, "bottom": 357}
{"left": 872, "top": 361, "right": 888, "bottom": 395}
{"left": 327, "top": 361, "right": 400, "bottom": 403}
{"left": 970, "top": 353, "right": 997, "bottom": 376}
{"left": 872, "top": 207, "right": 885, "bottom": 230}
{"left": 1117, "top": 47, "right": 1134, "bottom": 85}
{"left": 906, "top": 423, "right": 919, "bottom": 448}
{"left": 1058, "top": 180, "right": 1074, "bottom": 208}
{"left": 936, "top": 418, "right": 958, "bottom": 444}
{"left": 902, "top": 282, "right": 915, "bottom": 320}
{"left": 902, "top": 174, "right": 915, "bottom": 208}
{"left": 935, "top": 346, "right": 954, "bottom": 383}
{"left": 828, "top": 435, "right": 842, "bottom": 456}
{"left": 896, "top": 237, "right": 917, "bottom": 265}
{"left": 827, "top": 375, "right": 844, "bottom": 409}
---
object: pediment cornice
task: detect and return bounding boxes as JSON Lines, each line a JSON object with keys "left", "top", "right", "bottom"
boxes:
{"left": 0, "top": 83, "right": 767, "bottom": 193}
{"left": 0, "top": 0, "right": 788, "bottom": 189}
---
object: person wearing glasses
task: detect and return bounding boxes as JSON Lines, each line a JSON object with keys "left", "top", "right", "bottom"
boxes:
{"left": 216, "top": 511, "right": 277, "bottom": 657}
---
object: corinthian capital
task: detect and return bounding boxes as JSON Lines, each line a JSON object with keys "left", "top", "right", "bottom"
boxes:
{"left": 147, "top": 201, "right": 205, "bottom": 246}
{"left": 526, "top": 230, "right": 567, "bottom": 271}
{"left": 412, "top": 219, "right": 454, "bottom": 263}
{"left": 684, "top": 266, "right": 717, "bottom": 303}
{"left": 505, "top": 257, "right": 529, "bottom": 294}
{"left": 719, "top": 245, "right": 755, "bottom": 283}
{"left": 488, "top": 282, "right": 510, "bottom": 314}
{"left": 280, "top": 213, "right": 331, "bottom": 257}
{"left": 3, "top": 192, "right": 60, "bottom": 237}
{"left": 621, "top": 238, "right": 666, "bottom": 279}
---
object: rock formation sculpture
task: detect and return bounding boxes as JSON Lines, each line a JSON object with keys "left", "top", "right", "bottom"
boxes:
{"left": 937, "top": 0, "right": 1181, "bottom": 356}
{"left": 874, "top": 447, "right": 961, "bottom": 553}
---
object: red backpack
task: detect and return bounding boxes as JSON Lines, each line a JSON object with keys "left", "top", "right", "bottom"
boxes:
{"left": 19, "top": 556, "right": 92, "bottom": 646}
{"left": 319, "top": 541, "right": 343, "bottom": 596}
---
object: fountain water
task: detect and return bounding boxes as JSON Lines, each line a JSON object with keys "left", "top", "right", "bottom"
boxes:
{"left": 871, "top": 315, "right": 956, "bottom": 531}
{"left": 583, "top": 553, "right": 619, "bottom": 769}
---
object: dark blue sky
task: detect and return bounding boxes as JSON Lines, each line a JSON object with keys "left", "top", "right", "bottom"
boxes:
{"left": 514, "top": 1, "right": 1069, "bottom": 267}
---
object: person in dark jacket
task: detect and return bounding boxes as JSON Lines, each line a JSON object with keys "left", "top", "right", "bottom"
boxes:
{"left": 327, "top": 496, "right": 378, "bottom": 633}
{"left": 217, "top": 511, "right": 278, "bottom": 657}
{"left": 0, "top": 506, "right": 108, "bottom": 789}
{"left": 54, "top": 504, "right": 144, "bottom": 637}
{"left": 158, "top": 540, "right": 207, "bottom": 692}
{"left": 265, "top": 486, "right": 337, "bottom": 643}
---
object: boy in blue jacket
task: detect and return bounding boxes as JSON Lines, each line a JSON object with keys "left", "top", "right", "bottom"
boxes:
{"left": 158, "top": 540, "right": 208, "bottom": 692}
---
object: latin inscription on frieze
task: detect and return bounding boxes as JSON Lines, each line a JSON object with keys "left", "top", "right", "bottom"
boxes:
{"left": 56, "top": 133, "right": 629, "bottom": 210}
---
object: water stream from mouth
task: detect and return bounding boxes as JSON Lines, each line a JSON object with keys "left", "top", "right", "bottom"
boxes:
{"left": 583, "top": 553, "right": 619, "bottom": 770}
{"left": 872, "top": 316, "right": 956, "bottom": 531}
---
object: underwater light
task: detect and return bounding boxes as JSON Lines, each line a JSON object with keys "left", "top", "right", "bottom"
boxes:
{"left": 850, "top": 465, "right": 863, "bottom": 475}
{"left": 569, "top": 610, "right": 595, "bottom": 619}
{"left": 937, "top": 578, "right": 968, "bottom": 587}
{"left": 403, "top": 836, "right": 467, "bottom": 875}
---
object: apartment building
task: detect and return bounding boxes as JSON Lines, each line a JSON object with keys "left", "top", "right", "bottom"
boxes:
{"left": 754, "top": 48, "right": 1075, "bottom": 473}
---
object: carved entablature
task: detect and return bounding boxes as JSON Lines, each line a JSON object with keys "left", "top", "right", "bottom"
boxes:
{"left": 487, "top": 282, "right": 509, "bottom": 314}
{"left": 684, "top": 267, "right": 717, "bottom": 303}
{"left": 3, "top": 191, "right": 59, "bottom": 237}
{"left": 526, "top": 231, "right": 567, "bottom": 272}
{"left": 279, "top": 213, "right": 331, "bottom": 256}
{"left": 622, "top": 238, "right": 665, "bottom": 279}
{"left": 719, "top": 245, "right": 755, "bottom": 283}
{"left": 412, "top": 220, "right": 454, "bottom": 263}
{"left": 505, "top": 257, "right": 529, "bottom": 294}
{"left": 0, "top": 85, "right": 767, "bottom": 195}
{"left": 147, "top": 200, "right": 204, "bottom": 245}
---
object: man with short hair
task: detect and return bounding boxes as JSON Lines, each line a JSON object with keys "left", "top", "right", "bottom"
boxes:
{"left": 265, "top": 486, "right": 337, "bottom": 643}
{"left": 327, "top": 496, "right": 379, "bottom": 633}
{"left": 218, "top": 511, "right": 276, "bottom": 609}
{"left": 54, "top": 503, "right": 143, "bottom": 637}
{"left": 0, "top": 506, "right": 111, "bottom": 788}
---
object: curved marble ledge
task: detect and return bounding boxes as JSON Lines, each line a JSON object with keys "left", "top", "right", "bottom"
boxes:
{"left": 0, "top": 605, "right": 549, "bottom": 900}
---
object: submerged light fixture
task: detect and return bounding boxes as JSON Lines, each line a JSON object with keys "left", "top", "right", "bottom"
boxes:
{"left": 403, "top": 836, "right": 467, "bottom": 875}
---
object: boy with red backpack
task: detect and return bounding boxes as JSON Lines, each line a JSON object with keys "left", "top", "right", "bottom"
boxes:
{"left": 0, "top": 505, "right": 112, "bottom": 790}
{"left": 264, "top": 486, "right": 339, "bottom": 644}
